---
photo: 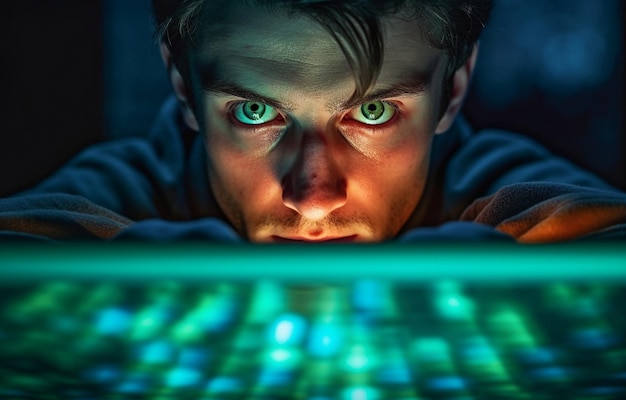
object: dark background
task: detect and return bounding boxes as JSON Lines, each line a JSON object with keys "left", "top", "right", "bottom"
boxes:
{"left": 1, "top": 0, "right": 624, "bottom": 197}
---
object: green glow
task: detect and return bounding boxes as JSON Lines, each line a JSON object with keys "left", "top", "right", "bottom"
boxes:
{"left": 4, "top": 243, "right": 625, "bottom": 282}
{"left": 345, "top": 345, "right": 377, "bottom": 371}
{"left": 346, "top": 352, "right": 369, "bottom": 370}
{"left": 461, "top": 343, "right": 509, "bottom": 381}
{"left": 1, "top": 273, "right": 625, "bottom": 398}
{"left": 487, "top": 309, "right": 537, "bottom": 349}
{"left": 172, "top": 319, "right": 202, "bottom": 342}
{"left": 270, "top": 348, "right": 291, "bottom": 362}
{"left": 436, "top": 294, "right": 475, "bottom": 320}
{"left": 411, "top": 337, "right": 451, "bottom": 363}
{"left": 265, "top": 347, "right": 302, "bottom": 369}
{"left": 131, "top": 309, "right": 166, "bottom": 340}
{"left": 139, "top": 317, "right": 155, "bottom": 327}
{"left": 342, "top": 386, "right": 380, "bottom": 400}
{"left": 247, "top": 280, "right": 285, "bottom": 323}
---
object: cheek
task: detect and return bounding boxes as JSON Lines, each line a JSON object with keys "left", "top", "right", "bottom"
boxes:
{"left": 377, "top": 120, "right": 433, "bottom": 185}
{"left": 202, "top": 108, "right": 261, "bottom": 185}
{"left": 380, "top": 145, "right": 430, "bottom": 205}
{"left": 202, "top": 119, "right": 286, "bottom": 227}
{"left": 205, "top": 135, "right": 269, "bottom": 204}
{"left": 373, "top": 125, "right": 433, "bottom": 227}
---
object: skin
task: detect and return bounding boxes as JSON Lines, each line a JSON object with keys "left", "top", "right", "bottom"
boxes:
{"left": 162, "top": 2, "right": 475, "bottom": 242}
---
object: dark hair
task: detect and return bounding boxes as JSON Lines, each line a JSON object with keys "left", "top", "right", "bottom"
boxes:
{"left": 152, "top": 0, "right": 492, "bottom": 107}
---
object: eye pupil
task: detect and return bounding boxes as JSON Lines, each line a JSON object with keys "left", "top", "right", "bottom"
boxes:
{"left": 350, "top": 100, "right": 395, "bottom": 126}
{"left": 361, "top": 101, "right": 384, "bottom": 120}
{"left": 234, "top": 101, "right": 280, "bottom": 125}
{"left": 243, "top": 102, "right": 266, "bottom": 120}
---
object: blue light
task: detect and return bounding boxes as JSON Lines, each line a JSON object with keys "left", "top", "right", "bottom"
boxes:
{"left": 166, "top": 367, "right": 203, "bottom": 388}
{"left": 0, "top": 390, "right": 26, "bottom": 397}
{"left": 353, "top": 280, "right": 388, "bottom": 313}
{"left": 583, "top": 386, "right": 625, "bottom": 396}
{"left": 528, "top": 366, "right": 568, "bottom": 381}
{"left": 308, "top": 321, "right": 342, "bottom": 357}
{"left": 117, "top": 381, "right": 146, "bottom": 394}
{"left": 517, "top": 347, "right": 557, "bottom": 365}
{"left": 259, "top": 367, "right": 291, "bottom": 386}
{"left": 206, "top": 376, "right": 242, "bottom": 393}
{"left": 612, "top": 372, "right": 626, "bottom": 381}
{"left": 84, "top": 365, "right": 121, "bottom": 383}
{"left": 141, "top": 340, "right": 173, "bottom": 364}
{"left": 427, "top": 376, "right": 466, "bottom": 391}
{"left": 177, "top": 347, "right": 210, "bottom": 368}
{"left": 377, "top": 364, "right": 412, "bottom": 384}
{"left": 461, "top": 337, "right": 498, "bottom": 362}
{"left": 570, "top": 328, "right": 617, "bottom": 350}
{"left": 270, "top": 313, "right": 306, "bottom": 345}
{"left": 95, "top": 307, "right": 131, "bottom": 335}
{"left": 342, "top": 386, "right": 380, "bottom": 400}
{"left": 275, "top": 320, "right": 294, "bottom": 344}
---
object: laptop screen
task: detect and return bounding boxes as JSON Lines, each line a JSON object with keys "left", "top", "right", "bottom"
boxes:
{"left": 1, "top": 243, "right": 625, "bottom": 398}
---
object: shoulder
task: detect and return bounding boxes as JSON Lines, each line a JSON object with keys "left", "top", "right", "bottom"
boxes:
{"left": 443, "top": 123, "right": 616, "bottom": 198}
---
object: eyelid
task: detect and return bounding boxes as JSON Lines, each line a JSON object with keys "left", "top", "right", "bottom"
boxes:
{"left": 346, "top": 99, "right": 401, "bottom": 113}
{"left": 211, "top": 89, "right": 294, "bottom": 113}
{"left": 228, "top": 99, "right": 287, "bottom": 117}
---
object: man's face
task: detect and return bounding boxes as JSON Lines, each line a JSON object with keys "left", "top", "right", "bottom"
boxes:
{"left": 177, "top": 2, "right": 461, "bottom": 242}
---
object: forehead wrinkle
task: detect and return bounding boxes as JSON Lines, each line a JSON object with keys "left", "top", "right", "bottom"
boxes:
{"left": 230, "top": 54, "right": 351, "bottom": 88}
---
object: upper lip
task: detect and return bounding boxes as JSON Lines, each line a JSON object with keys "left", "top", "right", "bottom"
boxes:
{"left": 272, "top": 235, "right": 358, "bottom": 243}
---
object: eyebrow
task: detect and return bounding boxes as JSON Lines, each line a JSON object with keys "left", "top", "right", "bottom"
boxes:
{"left": 340, "top": 74, "right": 431, "bottom": 110}
{"left": 204, "top": 83, "right": 295, "bottom": 113}
{"left": 203, "top": 73, "right": 431, "bottom": 113}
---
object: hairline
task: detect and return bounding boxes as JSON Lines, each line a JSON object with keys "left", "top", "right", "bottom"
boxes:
{"left": 156, "top": 0, "right": 488, "bottom": 115}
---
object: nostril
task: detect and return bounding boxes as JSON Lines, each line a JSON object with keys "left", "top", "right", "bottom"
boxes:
{"left": 282, "top": 178, "right": 347, "bottom": 220}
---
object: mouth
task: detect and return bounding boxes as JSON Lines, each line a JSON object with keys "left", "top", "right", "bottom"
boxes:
{"left": 271, "top": 235, "right": 359, "bottom": 243}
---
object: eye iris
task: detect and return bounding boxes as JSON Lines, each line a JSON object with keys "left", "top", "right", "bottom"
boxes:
{"left": 361, "top": 101, "right": 384, "bottom": 120}
{"left": 243, "top": 102, "right": 265, "bottom": 120}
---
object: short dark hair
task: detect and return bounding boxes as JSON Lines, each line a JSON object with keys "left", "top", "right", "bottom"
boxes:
{"left": 152, "top": 0, "right": 492, "bottom": 107}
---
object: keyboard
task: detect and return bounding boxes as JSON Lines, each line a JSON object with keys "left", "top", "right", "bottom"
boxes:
{"left": 1, "top": 277, "right": 625, "bottom": 399}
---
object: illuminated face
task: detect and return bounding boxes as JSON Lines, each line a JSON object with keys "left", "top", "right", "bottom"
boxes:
{"left": 167, "top": 2, "right": 471, "bottom": 242}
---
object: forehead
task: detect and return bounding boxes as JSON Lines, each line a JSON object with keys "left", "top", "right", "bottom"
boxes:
{"left": 188, "top": 1, "right": 445, "bottom": 99}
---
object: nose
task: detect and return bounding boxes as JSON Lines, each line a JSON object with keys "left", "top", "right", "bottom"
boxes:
{"left": 282, "top": 133, "right": 347, "bottom": 220}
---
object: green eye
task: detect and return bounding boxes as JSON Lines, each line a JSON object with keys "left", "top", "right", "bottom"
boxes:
{"left": 233, "top": 101, "right": 280, "bottom": 125}
{"left": 350, "top": 101, "right": 396, "bottom": 125}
